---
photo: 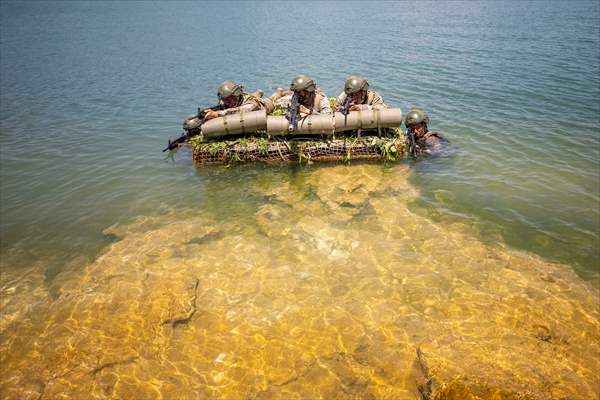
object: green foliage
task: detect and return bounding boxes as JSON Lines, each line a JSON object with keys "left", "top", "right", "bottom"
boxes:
{"left": 298, "top": 150, "right": 311, "bottom": 165}
{"left": 370, "top": 137, "right": 400, "bottom": 162}
{"left": 255, "top": 137, "right": 270, "bottom": 156}
{"left": 192, "top": 133, "right": 404, "bottom": 165}
{"left": 344, "top": 136, "right": 358, "bottom": 163}
{"left": 269, "top": 107, "right": 286, "bottom": 116}
{"left": 227, "top": 152, "right": 241, "bottom": 167}
{"left": 236, "top": 138, "right": 250, "bottom": 151}
{"left": 329, "top": 97, "right": 337, "bottom": 110}
{"left": 188, "top": 134, "right": 204, "bottom": 150}
{"left": 284, "top": 140, "right": 312, "bottom": 165}
{"left": 200, "top": 141, "right": 227, "bottom": 156}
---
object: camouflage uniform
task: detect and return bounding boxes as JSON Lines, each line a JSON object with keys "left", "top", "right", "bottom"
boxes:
{"left": 216, "top": 92, "right": 265, "bottom": 117}
{"left": 336, "top": 90, "right": 386, "bottom": 111}
{"left": 270, "top": 88, "right": 332, "bottom": 115}
{"left": 416, "top": 131, "right": 447, "bottom": 154}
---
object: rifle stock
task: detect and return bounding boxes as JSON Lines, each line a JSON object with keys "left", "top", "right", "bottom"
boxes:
{"left": 286, "top": 92, "right": 300, "bottom": 132}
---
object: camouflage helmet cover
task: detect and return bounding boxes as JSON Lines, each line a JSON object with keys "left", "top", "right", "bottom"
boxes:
{"left": 344, "top": 76, "right": 369, "bottom": 94}
{"left": 290, "top": 74, "right": 316, "bottom": 92}
{"left": 217, "top": 81, "right": 244, "bottom": 99}
{"left": 405, "top": 109, "right": 430, "bottom": 127}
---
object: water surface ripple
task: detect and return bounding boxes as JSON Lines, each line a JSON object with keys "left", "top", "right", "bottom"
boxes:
{"left": 1, "top": 2, "right": 598, "bottom": 265}
{"left": 1, "top": 2, "right": 599, "bottom": 397}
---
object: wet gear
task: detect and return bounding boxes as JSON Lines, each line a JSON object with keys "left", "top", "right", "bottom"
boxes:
{"left": 405, "top": 109, "right": 430, "bottom": 128}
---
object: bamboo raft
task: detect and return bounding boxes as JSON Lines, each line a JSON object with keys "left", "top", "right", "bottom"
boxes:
{"left": 181, "top": 101, "right": 409, "bottom": 166}
{"left": 191, "top": 133, "right": 407, "bottom": 165}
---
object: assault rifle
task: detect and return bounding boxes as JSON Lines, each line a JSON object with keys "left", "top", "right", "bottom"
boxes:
{"left": 197, "top": 103, "right": 224, "bottom": 120}
{"left": 286, "top": 92, "right": 300, "bottom": 132}
{"left": 341, "top": 96, "right": 352, "bottom": 125}
{"left": 162, "top": 104, "right": 224, "bottom": 152}
{"left": 162, "top": 132, "right": 189, "bottom": 152}
{"left": 405, "top": 126, "right": 418, "bottom": 157}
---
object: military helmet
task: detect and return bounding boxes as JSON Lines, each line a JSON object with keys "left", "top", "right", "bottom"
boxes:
{"left": 405, "top": 109, "right": 430, "bottom": 127}
{"left": 290, "top": 74, "right": 316, "bottom": 92}
{"left": 217, "top": 81, "right": 243, "bottom": 99}
{"left": 344, "top": 76, "right": 369, "bottom": 95}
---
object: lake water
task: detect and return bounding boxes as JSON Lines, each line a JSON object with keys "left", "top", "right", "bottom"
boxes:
{"left": 1, "top": 1, "right": 599, "bottom": 399}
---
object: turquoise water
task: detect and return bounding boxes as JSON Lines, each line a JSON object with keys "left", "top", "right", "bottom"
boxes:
{"left": 1, "top": 0, "right": 599, "bottom": 279}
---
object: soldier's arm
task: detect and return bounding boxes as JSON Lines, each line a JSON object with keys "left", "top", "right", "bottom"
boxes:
{"left": 317, "top": 92, "right": 332, "bottom": 114}
{"left": 335, "top": 92, "right": 346, "bottom": 111}
{"left": 217, "top": 98, "right": 260, "bottom": 117}
{"left": 273, "top": 93, "right": 292, "bottom": 110}
{"left": 369, "top": 91, "right": 386, "bottom": 110}
{"left": 355, "top": 91, "right": 385, "bottom": 111}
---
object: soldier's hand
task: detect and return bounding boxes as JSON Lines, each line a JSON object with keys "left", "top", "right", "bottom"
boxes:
{"left": 203, "top": 110, "right": 219, "bottom": 120}
{"left": 299, "top": 105, "right": 311, "bottom": 114}
{"left": 350, "top": 104, "right": 369, "bottom": 111}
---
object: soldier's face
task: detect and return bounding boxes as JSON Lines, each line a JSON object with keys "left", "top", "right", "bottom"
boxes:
{"left": 413, "top": 123, "right": 426, "bottom": 136}
{"left": 223, "top": 96, "right": 239, "bottom": 108}
{"left": 351, "top": 91, "right": 365, "bottom": 104}
{"left": 298, "top": 90, "right": 311, "bottom": 101}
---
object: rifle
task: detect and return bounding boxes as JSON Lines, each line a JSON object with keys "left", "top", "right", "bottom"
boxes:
{"left": 406, "top": 127, "right": 418, "bottom": 157}
{"left": 286, "top": 92, "right": 300, "bottom": 132}
{"left": 341, "top": 95, "right": 352, "bottom": 125}
{"left": 162, "top": 103, "right": 225, "bottom": 152}
{"left": 162, "top": 132, "right": 189, "bottom": 152}
{"left": 197, "top": 103, "right": 224, "bottom": 120}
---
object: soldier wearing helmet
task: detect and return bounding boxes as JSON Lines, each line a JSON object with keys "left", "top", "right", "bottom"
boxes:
{"left": 336, "top": 76, "right": 386, "bottom": 112}
{"left": 202, "top": 80, "right": 266, "bottom": 121}
{"left": 270, "top": 74, "right": 331, "bottom": 115}
{"left": 404, "top": 108, "right": 447, "bottom": 154}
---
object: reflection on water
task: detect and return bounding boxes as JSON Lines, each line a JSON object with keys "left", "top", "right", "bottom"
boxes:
{"left": 1, "top": 164, "right": 599, "bottom": 399}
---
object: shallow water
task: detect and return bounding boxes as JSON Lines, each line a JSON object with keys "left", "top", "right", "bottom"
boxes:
{"left": 1, "top": 1, "right": 599, "bottom": 398}
{"left": 0, "top": 0, "right": 598, "bottom": 279}
{"left": 1, "top": 164, "right": 599, "bottom": 399}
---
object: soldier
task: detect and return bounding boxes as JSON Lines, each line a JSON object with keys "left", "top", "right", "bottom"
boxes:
{"left": 404, "top": 109, "right": 447, "bottom": 154}
{"left": 336, "top": 76, "right": 386, "bottom": 112}
{"left": 270, "top": 74, "right": 331, "bottom": 115}
{"left": 203, "top": 81, "right": 268, "bottom": 121}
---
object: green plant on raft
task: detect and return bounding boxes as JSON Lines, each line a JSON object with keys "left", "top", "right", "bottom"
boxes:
{"left": 269, "top": 107, "right": 286, "bottom": 116}
{"left": 255, "top": 137, "right": 270, "bottom": 156}
{"left": 236, "top": 138, "right": 250, "bottom": 152}
{"left": 201, "top": 141, "right": 228, "bottom": 156}
{"left": 328, "top": 97, "right": 337, "bottom": 110}
{"left": 227, "top": 152, "right": 241, "bottom": 167}
{"left": 295, "top": 142, "right": 313, "bottom": 165}
{"left": 343, "top": 136, "right": 357, "bottom": 162}
{"left": 298, "top": 150, "right": 311, "bottom": 165}
{"left": 188, "top": 134, "right": 204, "bottom": 150}
{"left": 370, "top": 137, "right": 400, "bottom": 162}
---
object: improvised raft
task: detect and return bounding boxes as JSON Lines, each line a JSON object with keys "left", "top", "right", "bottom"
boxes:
{"left": 181, "top": 104, "right": 411, "bottom": 165}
